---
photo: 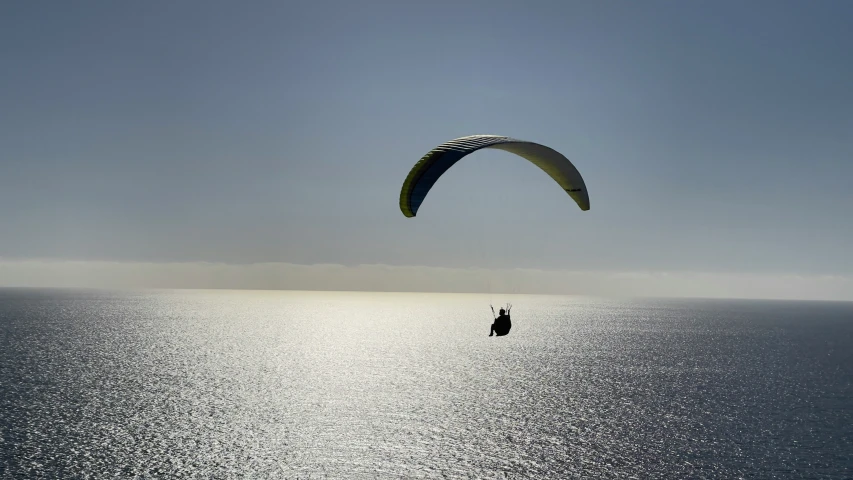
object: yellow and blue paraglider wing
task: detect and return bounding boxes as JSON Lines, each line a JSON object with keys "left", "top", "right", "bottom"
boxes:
{"left": 399, "top": 135, "right": 589, "bottom": 218}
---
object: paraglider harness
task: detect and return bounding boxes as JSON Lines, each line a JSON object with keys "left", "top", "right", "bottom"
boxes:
{"left": 489, "top": 303, "right": 512, "bottom": 337}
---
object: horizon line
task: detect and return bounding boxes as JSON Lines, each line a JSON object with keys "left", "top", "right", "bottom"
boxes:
{"left": 1, "top": 258, "right": 852, "bottom": 302}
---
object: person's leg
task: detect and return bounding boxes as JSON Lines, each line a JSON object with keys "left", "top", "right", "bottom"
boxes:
{"left": 495, "top": 326, "right": 511, "bottom": 336}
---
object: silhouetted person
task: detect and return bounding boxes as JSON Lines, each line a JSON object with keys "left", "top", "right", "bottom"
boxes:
{"left": 489, "top": 304, "right": 512, "bottom": 337}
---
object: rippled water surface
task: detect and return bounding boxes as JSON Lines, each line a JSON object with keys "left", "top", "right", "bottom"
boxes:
{"left": 1, "top": 288, "right": 852, "bottom": 478}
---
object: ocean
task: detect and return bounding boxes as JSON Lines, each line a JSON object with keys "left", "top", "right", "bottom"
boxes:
{"left": 1, "top": 288, "right": 851, "bottom": 479}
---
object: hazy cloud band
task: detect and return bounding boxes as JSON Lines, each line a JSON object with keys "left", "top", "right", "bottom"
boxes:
{"left": 1, "top": 259, "right": 851, "bottom": 301}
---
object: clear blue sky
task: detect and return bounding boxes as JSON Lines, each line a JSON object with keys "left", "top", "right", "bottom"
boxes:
{"left": 2, "top": 0, "right": 852, "bottom": 295}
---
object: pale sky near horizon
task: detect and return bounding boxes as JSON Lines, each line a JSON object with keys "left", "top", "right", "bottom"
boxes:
{"left": 2, "top": 1, "right": 852, "bottom": 298}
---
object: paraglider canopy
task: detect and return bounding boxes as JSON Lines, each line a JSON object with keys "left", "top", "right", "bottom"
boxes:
{"left": 399, "top": 135, "right": 589, "bottom": 218}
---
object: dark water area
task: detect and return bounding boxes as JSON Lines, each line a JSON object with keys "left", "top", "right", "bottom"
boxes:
{"left": 1, "top": 288, "right": 851, "bottom": 478}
